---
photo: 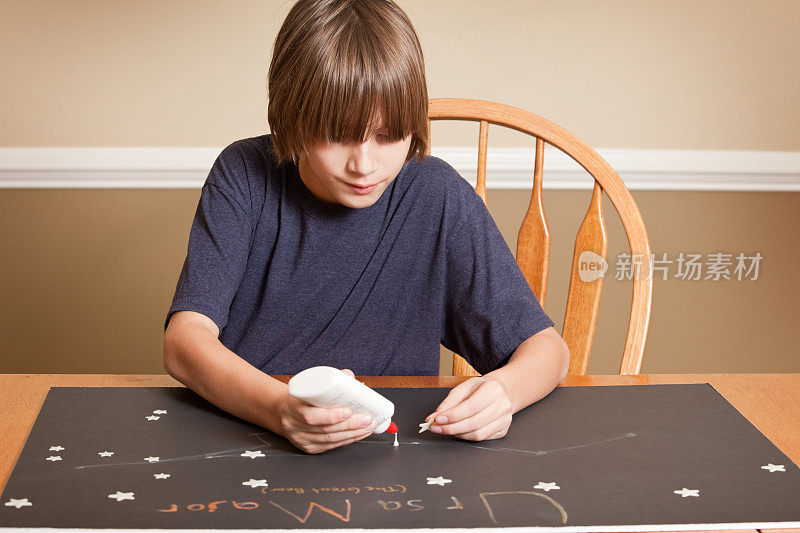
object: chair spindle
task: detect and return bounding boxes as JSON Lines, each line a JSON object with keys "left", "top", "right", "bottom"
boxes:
{"left": 516, "top": 137, "right": 550, "bottom": 307}
{"left": 562, "top": 182, "right": 608, "bottom": 375}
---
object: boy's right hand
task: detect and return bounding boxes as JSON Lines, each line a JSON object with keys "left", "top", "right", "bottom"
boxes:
{"left": 276, "top": 369, "right": 377, "bottom": 454}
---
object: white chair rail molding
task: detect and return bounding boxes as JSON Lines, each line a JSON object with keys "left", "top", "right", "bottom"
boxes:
{"left": 0, "top": 146, "right": 798, "bottom": 191}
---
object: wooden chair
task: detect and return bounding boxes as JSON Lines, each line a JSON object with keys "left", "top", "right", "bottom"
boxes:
{"left": 427, "top": 98, "right": 652, "bottom": 376}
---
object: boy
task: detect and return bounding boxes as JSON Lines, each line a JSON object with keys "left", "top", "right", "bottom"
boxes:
{"left": 163, "top": 0, "right": 569, "bottom": 454}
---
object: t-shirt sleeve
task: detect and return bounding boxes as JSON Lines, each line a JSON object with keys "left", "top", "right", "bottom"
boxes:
{"left": 440, "top": 172, "right": 555, "bottom": 374}
{"left": 164, "top": 144, "right": 254, "bottom": 333}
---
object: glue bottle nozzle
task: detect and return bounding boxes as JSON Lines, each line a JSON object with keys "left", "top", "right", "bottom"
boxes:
{"left": 386, "top": 421, "right": 398, "bottom": 434}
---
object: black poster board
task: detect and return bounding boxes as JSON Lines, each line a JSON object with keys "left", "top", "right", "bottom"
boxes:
{"left": 1, "top": 384, "right": 799, "bottom": 531}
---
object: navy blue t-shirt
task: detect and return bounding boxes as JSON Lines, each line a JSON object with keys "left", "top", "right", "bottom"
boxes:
{"left": 165, "top": 134, "right": 554, "bottom": 376}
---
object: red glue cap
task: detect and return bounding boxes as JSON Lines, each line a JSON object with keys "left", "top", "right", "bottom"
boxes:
{"left": 386, "top": 421, "right": 398, "bottom": 434}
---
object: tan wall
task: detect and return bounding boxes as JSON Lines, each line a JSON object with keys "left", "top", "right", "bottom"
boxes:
{"left": 2, "top": 0, "right": 798, "bottom": 150}
{"left": 1, "top": 1, "right": 798, "bottom": 374}
{"left": 2, "top": 189, "right": 798, "bottom": 375}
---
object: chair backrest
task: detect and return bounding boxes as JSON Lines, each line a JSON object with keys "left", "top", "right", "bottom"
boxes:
{"left": 427, "top": 98, "right": 653, "bottom": 376}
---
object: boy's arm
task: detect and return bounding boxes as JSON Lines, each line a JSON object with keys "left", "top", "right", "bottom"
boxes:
{"left": 163, "top": 311, "right": 377, "bottom": 453}
{"left": 426, "top": 326, "right": 569, "bottom": 441}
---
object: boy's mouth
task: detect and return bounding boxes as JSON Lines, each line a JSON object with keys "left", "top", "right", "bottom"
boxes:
{"left": 347, "top": 182, "right": 378, "bottom": 194}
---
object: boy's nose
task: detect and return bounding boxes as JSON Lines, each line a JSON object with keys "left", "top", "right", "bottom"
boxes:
{"left": 346, "top": 143, "right": 379, "bottom": 176}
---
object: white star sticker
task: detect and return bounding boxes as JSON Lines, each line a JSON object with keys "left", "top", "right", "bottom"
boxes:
{"left": 108, "top": 491, "right": 134, "bottom": 502}
{"left": 49, "top": 446, "right": 64, "bottom": 452}
{"left": 674, "top": 488, "right": 700, "bottom": 498}
{"left": 418, "top": 420, "right": 433, "bottom": 433}
{"left": 534, "top": 481, "right": 560, "bottom": 492}
{"left": 146, "top": 415, "right": 160, "bottom": 421}
{"left": 98, "top": 451, "right": 114, "bottom": 457}
{"left": 761, "top": 463, "right": 786, "bottom": 472}
{"left": 240, "top": 450, "right": 265, "bottom": 459}
{"left": 153, "top": 410, "right": 167, "bottom": 415}
{"left": 4, "top": 498, "right": 32, "bottom": 509}
{"left": 144, "top": 456, "right": 160, "bottom": 463}
{"left": 46, "top": 456, "right": 62, "bottom": 462}
{"left": 154, "top": 473, "right": 171, "bottom": 479}
{"left": 426, "top": 476, "right": 452, "bottom": 486}
{"left": 242, "top": 478, "right": 268, "bottom": 488}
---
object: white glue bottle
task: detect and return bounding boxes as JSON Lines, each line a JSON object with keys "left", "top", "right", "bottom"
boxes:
{"left": 288, "top": 366, "right": 398, "bottom": 435}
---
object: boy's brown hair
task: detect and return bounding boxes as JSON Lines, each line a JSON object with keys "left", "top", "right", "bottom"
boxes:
{"left": 267, "top": 0, "right": 429, "bottom": 166}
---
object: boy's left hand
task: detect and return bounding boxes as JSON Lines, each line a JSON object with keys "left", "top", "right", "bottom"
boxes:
{"left": 425, "top": 376, "right": 514, "bottom": 441}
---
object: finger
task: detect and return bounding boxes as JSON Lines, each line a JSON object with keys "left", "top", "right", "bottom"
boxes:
{"left": 298, "top": 427, "right": 374, "bottom": 454}
{"left": 307, "top": 413, "right": 374, "bottom": 434}
{"left": 317, "top": 426, "right": 375, "bottom": 453}
{"left": 309, "top": 421, "right": 377, "bottom": 446}
{"left": 341, "top": 368, "right": 355, "bottom": 378}
{"left": 296, "top": 403, "right": 353, "bottom": 427}
{"left": 451, "top": 415, "right": 511, "bottom": 442}
{"left": 434, "top": 399, "right": 500, "bottom": 436}
{"left": 484, "top": 427, "right": 509, "bottom": 441}
{"left": 427, "top": 378, "right": 483, "bottom": 423}
{"left": 436, "top": 380, "right": 504, "bottom": 425}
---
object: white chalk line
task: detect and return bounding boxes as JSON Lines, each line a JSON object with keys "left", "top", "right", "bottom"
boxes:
{"left": 355, "top": 432, "right": 636, "bottom": 456}
{"left": 73, "top": 431, "right": 637, "bottom": 470}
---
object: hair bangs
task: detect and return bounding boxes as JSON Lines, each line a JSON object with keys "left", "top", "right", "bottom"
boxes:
{"left": 268, "top": 0, "right": 429, "bottom": 166}
{"left": 308, "top": 33, "right": 413, "bottom": 147}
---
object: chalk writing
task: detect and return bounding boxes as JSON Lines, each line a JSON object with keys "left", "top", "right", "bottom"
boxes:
{"left": 158, "top": 501, "right": 259, "bottom": 513}
{"left": 365, "top": 484, "right": 406, "bottom": 493}
{"left": 376, "top": 498, "right": 461, "bottom": 512}
{"left": 377, "top": 500, "right": 402, "bottom": 511}
{"left": 310, "top": 487, "right": 361, "bottom": 495}
{"left": 407, "top": 500, "right": 424, "bottom": 512}
{"left": 262, "top": 487, "right": 305, "bottom": 495}
{"left": 233, "top": 501, "right": 259, "bottom": 510}
{"left": 258, "top": 484, "right": 406, "bottom": 496}
{"left": 479, "top": 491, "right": 568, "bottom": 525}
{"left": 269, "top": 499, "right": 351, "bottom": 523}
{"left": 447, "top": 496, "right": 463, "bottom": 510}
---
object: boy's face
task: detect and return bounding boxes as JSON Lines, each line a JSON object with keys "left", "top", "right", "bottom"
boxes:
{"left": 298, "top": 122, "right": 413, "bottom": 209}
